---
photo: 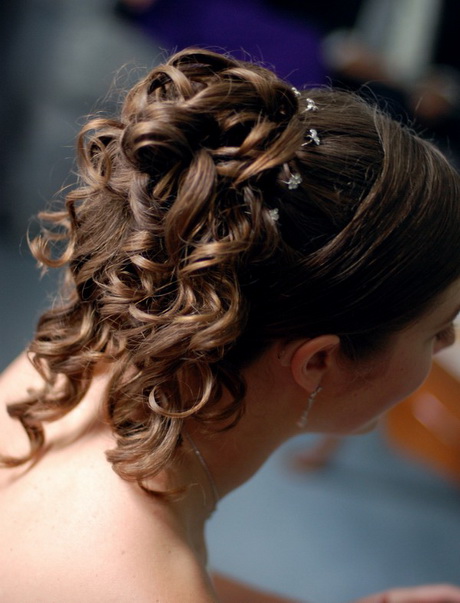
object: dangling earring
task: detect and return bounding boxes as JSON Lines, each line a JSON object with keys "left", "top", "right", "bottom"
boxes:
{"left": 297, "top": 386, "right": 322, "bottom": 429}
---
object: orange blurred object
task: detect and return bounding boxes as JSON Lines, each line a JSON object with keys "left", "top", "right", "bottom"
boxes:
{"left": 385, "top": 348, "right": 460, "bottom": 484}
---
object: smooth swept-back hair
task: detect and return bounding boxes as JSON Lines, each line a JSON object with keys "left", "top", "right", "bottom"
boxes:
{"left": 4, "top": 48, "right": 460, "bottom": 487}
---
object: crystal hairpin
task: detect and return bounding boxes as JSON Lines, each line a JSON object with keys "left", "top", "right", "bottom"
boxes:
{"left": 268, "top": 208, "right": 279, "bottom": 221}
{"left": 302, "top": 128, "right": 321, "bottom": 146}
{"left": 304, "top": 97, "right": 318, "bottom": 111}
{"left": 284, "top": 172, "right": 302, "bottom": 190}
{"left": 292, "top": 89, "right": 319, "bottom": 113}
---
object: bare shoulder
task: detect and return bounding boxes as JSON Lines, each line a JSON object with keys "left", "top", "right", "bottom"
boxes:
{"left": 56, "top": 514, "right": 218, "bottom": 603}
{"left": 1, "top": 513, "right": 217, "bottom": 602}
{"left": 65, "top": 474, "right": 218, "bottom": 603}
{"left": 0, "top": 441, "right": 217, "bottom": 602}
{"left": 0, "top": 352, "right": 44, "bottom": 398}
{"left": 0, "top": 352, "right": 41, "bottom": 457}
{"left": 0, "top": 356, "right": 218, "bottom": 601}
{"left": 0, "top": 410, "right": 215, "bottom": 600}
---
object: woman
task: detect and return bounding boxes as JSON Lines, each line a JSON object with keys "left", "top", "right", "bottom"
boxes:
{"left": 1, "top": 48, "right": 460, "bottom": 602}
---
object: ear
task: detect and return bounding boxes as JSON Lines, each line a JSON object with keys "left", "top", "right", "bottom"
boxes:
{"left": 279, "top": 336, "right": 341, "bottom": 393}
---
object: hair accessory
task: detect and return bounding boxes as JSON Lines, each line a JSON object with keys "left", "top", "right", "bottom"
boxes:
{"left": 183, "top": 431, "right": 219, "bottom": 514}
{"left": 302, "top": 128, "right": 321, "bottom": 146}
{"left": 304, "top": 98, "right": 318, "bottom": 112}
{"left": 285, "top": 172, "right": 303, "bottom": 190}
{"left": 292, "top": 87, "right": 301, "bottom": 97}
{"left": 297, "top": 386, "right": 322, "bottom": 429}
{"left": 268, "top": 208, "right": 279, "bottom": 222}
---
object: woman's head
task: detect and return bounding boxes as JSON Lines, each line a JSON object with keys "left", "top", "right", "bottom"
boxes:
{"left": 231, "top": 84, "right": 460, "bottom": 363}
{"left": 18, "top": 48, "right": 460, "bottom": 484}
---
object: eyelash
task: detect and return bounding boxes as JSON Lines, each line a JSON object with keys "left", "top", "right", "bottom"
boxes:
{"left": 435, "top": 324, "right": 456, "bottom": 343}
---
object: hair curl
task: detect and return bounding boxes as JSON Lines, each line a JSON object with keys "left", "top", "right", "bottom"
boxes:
{"left": 3, "top": 48, "right": 460, "bottom": 488}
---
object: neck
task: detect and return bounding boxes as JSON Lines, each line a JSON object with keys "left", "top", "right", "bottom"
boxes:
{"left": 182, "top": 430, "right": 219, "bottom": 515}
{"left": 185, "top": 418, "right": 282, "bottom": 502}
{"left": 183, "top": 349, "right": 297, "bottom": 501}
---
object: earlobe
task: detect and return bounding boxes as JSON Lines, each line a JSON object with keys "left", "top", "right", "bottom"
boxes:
{"left": 288, "top": 335, "right": 341, "bottom": 393}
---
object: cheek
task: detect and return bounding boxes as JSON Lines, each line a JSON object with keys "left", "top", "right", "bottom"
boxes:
{"left": 340, "top": 348, "right": 434, "bottom": 432}
{"left": 309, "top": 346, "right": 435, "bottom": 435}
{"left": 392, "top": 350, "right": 433, "bottom": 401}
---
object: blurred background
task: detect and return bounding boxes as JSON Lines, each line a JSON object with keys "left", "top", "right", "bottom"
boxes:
{"left": 1, "top": 1, "right": 460, "bottom": 601}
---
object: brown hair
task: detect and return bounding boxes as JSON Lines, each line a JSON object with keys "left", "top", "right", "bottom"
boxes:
{"left": 3, "top": 48, "right": 460, "bottom": 487}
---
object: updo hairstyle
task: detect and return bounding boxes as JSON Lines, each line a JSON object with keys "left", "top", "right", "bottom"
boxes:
{"left": 4, "top": 48, "right": 460, "bottom": 488}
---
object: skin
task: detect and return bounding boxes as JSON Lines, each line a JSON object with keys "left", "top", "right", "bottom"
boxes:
{"left": 0, "top": 279, "right": 459, "bottom": 602}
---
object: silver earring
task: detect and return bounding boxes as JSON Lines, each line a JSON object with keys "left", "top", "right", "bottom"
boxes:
{"left": 297, "top": 386, "right": 322, "bottom": 429}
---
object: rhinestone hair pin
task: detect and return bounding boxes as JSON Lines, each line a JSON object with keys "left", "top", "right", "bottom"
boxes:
{"left": 305, "top": 97, "right": 318, "bottom": 111}
{"left": 284, "top": 172, "right": 303, "bottom": 190}
{"left": 292, "top": 88, "right": 319, "bottom": 113}
{"left": 302, "top": 128, "right": 321, "bottom": 146}
{"left": 268, "top": 208, "right": 279, "bottom": 221}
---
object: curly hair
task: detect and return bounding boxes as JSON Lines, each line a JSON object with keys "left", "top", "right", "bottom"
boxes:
{"left": 3, "top": 48, "right": 460, "bottom": 489}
